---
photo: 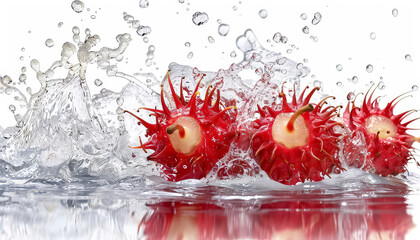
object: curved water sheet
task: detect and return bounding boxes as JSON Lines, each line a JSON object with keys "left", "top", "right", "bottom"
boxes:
{"left": 0, "top": 0, "right": 419, "bottom": 239}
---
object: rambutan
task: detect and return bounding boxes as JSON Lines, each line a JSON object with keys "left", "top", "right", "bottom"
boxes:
{"left": 124, "top": 72, "right": 237, "bottom": 181}
{"left": 343, "top": 85, "right": 419, "bottom": 176}
{"left": 250, "top": 85, "right": 344, "bottom": 185}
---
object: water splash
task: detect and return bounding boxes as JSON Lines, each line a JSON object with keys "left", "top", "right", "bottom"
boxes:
{"left": 0, "top": 2, "right": 419, "bottom": 239}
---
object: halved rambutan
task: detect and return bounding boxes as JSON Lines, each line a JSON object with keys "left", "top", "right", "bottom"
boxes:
{"left": 124, "top": 72, "right": 237, "bottom": 181}
{"left": 250, "top": 85, "right": 344, "bottom": 185}
{"left": 343, "top": 85, "right": 419, "bottom": 176}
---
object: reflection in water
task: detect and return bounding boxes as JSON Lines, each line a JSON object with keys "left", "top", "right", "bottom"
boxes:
{"left": 139, "top": 194, "right": 414, "bottom": 240}
{"left": 0, "top": 175, "right": 417, "bottom": 239}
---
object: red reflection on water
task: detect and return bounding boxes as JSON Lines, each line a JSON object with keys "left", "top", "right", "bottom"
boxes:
{"left": 138, "top": 202, "right": 228, "bottom": 240}
{"left": 138, "top": 196, "right": 414, "bottom": 239}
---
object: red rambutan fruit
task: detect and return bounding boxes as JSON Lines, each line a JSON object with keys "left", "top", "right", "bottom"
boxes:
{"left": 343, "top": 85, "right": 419, "bottom": 176}
{"left": 250, "top": 85, "right": 344, "bottom": 185}
{"left": 124, "top": 72, "right": 237, "bottom": 181}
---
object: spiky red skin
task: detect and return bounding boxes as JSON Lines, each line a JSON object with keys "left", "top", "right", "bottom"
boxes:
{"left": 250, "top": 87, "right": 344, "bottom": 185}
{"left": 127, "top": 74, "right": 237, "bottom": 182}
{"left": 343, "top": 90, "right": 416, "bottom": 176}
{"left": 145, "top": 106, "right": 237, "bottom": 181}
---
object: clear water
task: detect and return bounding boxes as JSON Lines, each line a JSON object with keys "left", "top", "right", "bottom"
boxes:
{"left": 0, "top": 1, "right": 419, "bottom": 239}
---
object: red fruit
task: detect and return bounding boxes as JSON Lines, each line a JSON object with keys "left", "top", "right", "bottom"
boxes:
{"left": 343, "top": 86, "right": 419, "bottom": 176}
{"left": 124, "top": 72, "right": 237, "bottom": 181}
{"left": 250, "top": 85, "right": 344, "bottom": 185}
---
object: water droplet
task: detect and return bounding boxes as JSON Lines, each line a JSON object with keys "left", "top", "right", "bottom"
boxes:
{"left": 139, "top": 0, "right": 149, "bottom": 8}
{"left": 21, "top": 47, "right": 25, "bottom": 52}
{"left": 273, "top": 32, "right": 282, "bottom": 43}
{"left": 183, "top": 165, "right": 187, "bottom": 169}
{"left": 392, "top": 8, "right": 398, "bottom": 17}
{"left": 259, "top": 9, "right": 268, "bottom": 19}
{"left": 312, "top": 12, "right": 322, "bottom": 25}
{"left": 187, "top": 52, "right": 193, "bottom": 59}
{"left": 185, "top": 42, "right": 191, "bottom": 47}
{"left": 301, "top": 13, "right": 307, "bottom": 20}
{"left": 9, "top": 105, "right": 16, "bottom": 112}
{"left": 5, "top": 87, "right": 12, "bottom": 95}
{"left": 370, "top": 32, "right": 376, "bottom": 40}
{"left": 131, "top": 20, "right": 141, "bottom": 29}
{"left": 280, "top": 35, "right": 288, "bottom": 44}
{"left": 276, "top": 57, "right": 287, "bottom": 65}
{"left": 336, "top": 82, "right": 343, "bottom": 87}
{"left": 336, "top": 64, "right": 343, "bottom": 71}
{"left": 145, "top": 59, "right": 152, "bottom": 67}
{"left": 90, "top": 15, "right": 96, "bottom": 19}
{"left": 208, "top": 36, "right": 215, "bottom": 43}
{"left": 19, "top": 56, "right": 24, "bottom": 61}
{"left": 143, "top": 37, "right": 149, "bottom": 43}
{"left": 378, "top": 82, "right": 386, "bottom": 90}
{"left": 26, "top": 87, "right": 32, "bottom": 94}
{"left": 405, "top": 54, "right": 412, "bottom": 61}
{"left": 136, "top": 26, "right": 152, "bottom": 36}
{"left": 296, "top": 63, "right": 304, "bottom": 70}
{"left": 313, "top": 80, "right": 323, "bottom": 90}
{"left": 30, "top": 59, "right": 40, "bottom": 72}
{"left": 192, "top": 12, "right": 209, "bottom": 26}
{"left": 21, "top": 67, "right": 26, "bottom": 73}
{"left": 71, "top": 0, "right": 84, "bottom": 13}
{"left": 179, "top": 0, "right": 185, "bottom": 3}
{"left": 94, "top": 79, "right": 103, "bottom": 86}
{"left": 310, "top": 36, "right": 318, "bottom": 42}
{"left": 45, "top": 38, "right": 54, "bottom": 48}
{"left": 347, "top": 92, "right": 355, "bottom": 101}
{"left": 286, "top": 49, "right": 293, "bottom": 54}
{"left": 218, "top": 24, "right": 230, "bottom": 36}
{"left": 412, "top": 85, "right": 418, "bottom": 91}
{"left": 72, "top": 26, "right": 80, "bottom": 35}
{"left": 116, "top": 97, "right": 124, "bottom": 106}
{"left": 230, "top": 51, "right": 237, "bottom": 58}
{"left": 233, "top": 6, "right": 238, "bottom": 11}
{"left": 302, "top": 26, "right": 309, "bottom": 34}
{"left": 58, "top": 22, "right": 63, "bottom": 28}
{"left": 349, "top": 76, "right": 358, "bottom": 83}
{"left": 123, "top": 14, "right": 134, "bottom": 22}
{"left": 19, "top": 74, "right": 26, "bottom": 82}
{"left": 366, "top": 64, "right": 373, "bottom": 73}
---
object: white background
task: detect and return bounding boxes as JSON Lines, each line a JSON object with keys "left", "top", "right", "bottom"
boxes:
{"left": 0, "top": 0, "right": 419, "bottom": 238}
{"left": 0, "top": 0, "right": 419, "bottom": 128}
